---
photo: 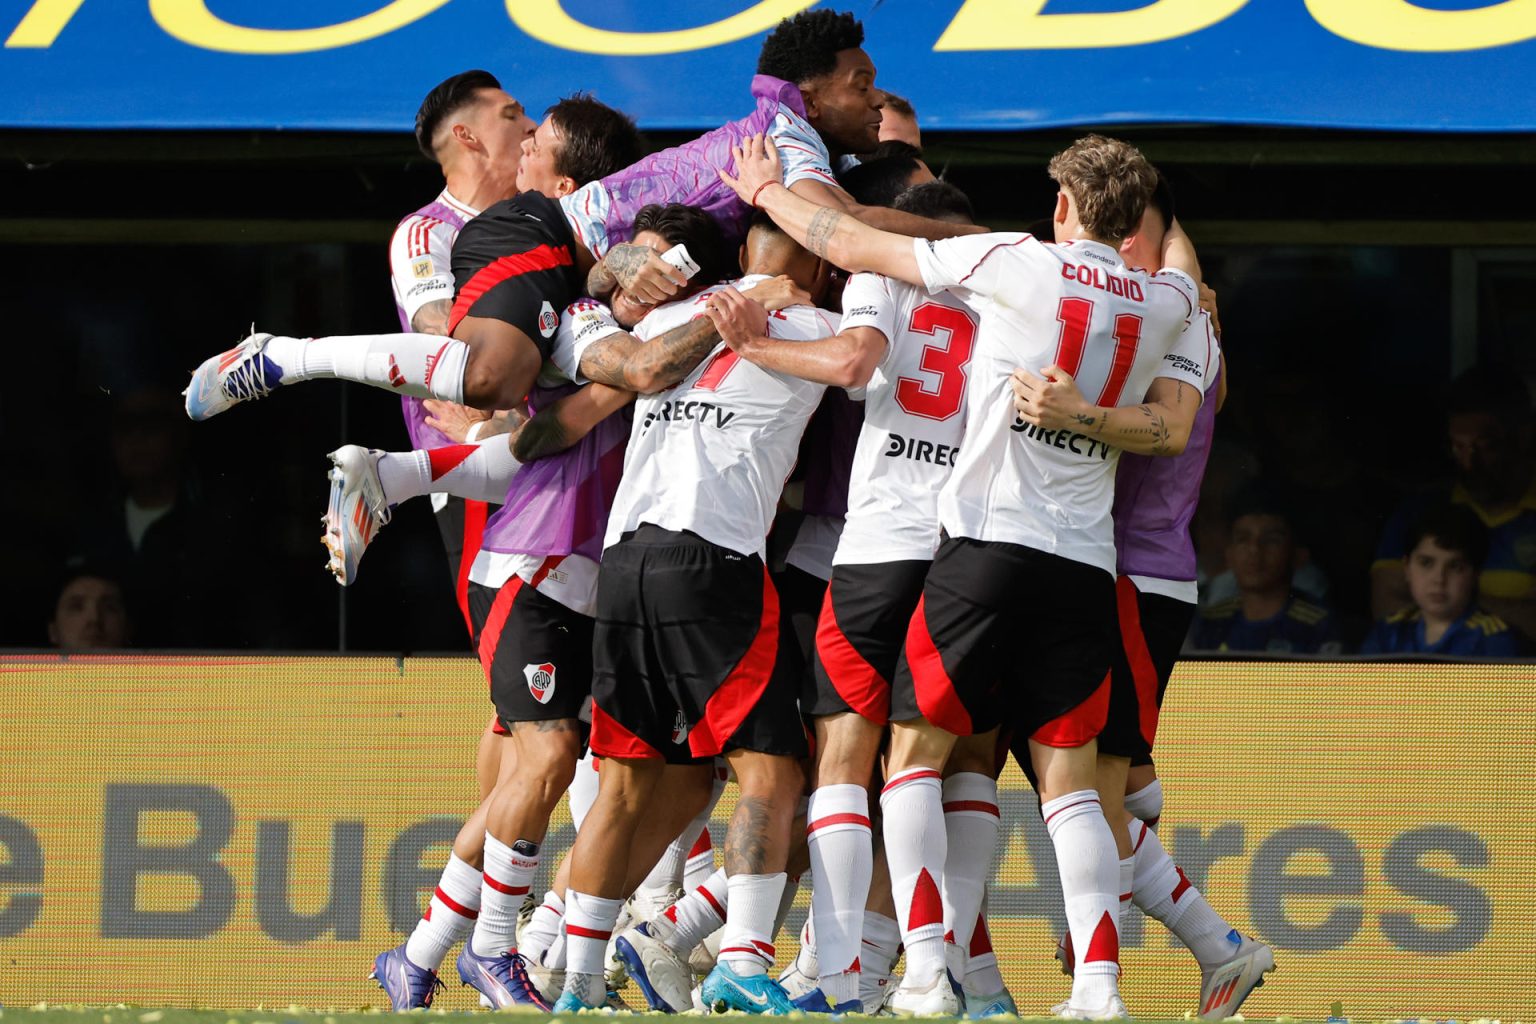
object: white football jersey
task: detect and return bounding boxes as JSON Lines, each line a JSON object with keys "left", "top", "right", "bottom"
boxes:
{"left": 542, "top": 298, "right": 625, "bottom": 387}
{"left": 913, "top": 234, "right": 1208, "bottom": 575}
{"left": 388, "top": 189, "right": 478, "bottom": 327}
{"left": 834, "top": 272, "right": 978, "bottom": 566}
{"left": 605, "top": 276, "right": 836, "bottom": 558}
{"left": 467, "top": 549, "right": 602, "bottom": 618}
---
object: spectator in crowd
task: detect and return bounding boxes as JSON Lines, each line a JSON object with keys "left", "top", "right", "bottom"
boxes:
{"left": 1361, "top": 503, "right": 1525, "bottom": 656}
{"left": 49, "top": 565, "right": 130, "bottom": 650}
{"left": 67, "top": 387, "right": 241, "bottom": 647}
{"left": 877, "top": 90, "right": 920, "bottom": 147}
{"left": 1371, "top": 364, "right": 1536, "bottom": 642}
{"left": 1191, "top": 484, "right": 1342, "bottom": 654}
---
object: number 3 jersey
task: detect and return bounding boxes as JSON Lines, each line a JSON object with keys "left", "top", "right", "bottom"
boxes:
{"left": 912, "top": 233, "right": 1210, "bottom": 576}
{"left": 604, "top": 276, "right": 838, "bottom": 559}
{"left": 834, "top": 272, "right": 978, "bottom": 566}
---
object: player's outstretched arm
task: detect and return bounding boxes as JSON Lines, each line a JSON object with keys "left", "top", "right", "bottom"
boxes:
{"left": 720, "top": 134, "right": 923, "bottom": 286}
{"left": 1012, "top": 367, "right": 1200, "bottom": 457}
{"left": 789, "top": 177, "right": 986, "bottom": 241}
{"left": 1161, "top": 216, "right": 1203, "bottom": 284}
{"left": 706, "top": 286, "right": 885, "bottom": 388}
{"left": 511, "top": 383, "right": 635, "bottom": 463}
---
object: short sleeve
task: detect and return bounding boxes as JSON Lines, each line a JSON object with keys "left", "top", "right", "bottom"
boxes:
{"left": 390, "top": 215, "right": 455, "bottom": 326}
{"left": 1149, "top": 268, "right": 1199, "bottom": 321}
{"left": 550, "top": 299, "right": 624, "bottom": 384}
{"left": 1155, "top": 310, "right": 1214, "bottom": 395}
{"left": 559, "top": 182, "right": 614, "bottom": 258}
{"left": 912, "top": 232, "right": 1035, "bottom": 301}
{"left": 769, "top": 111, "right": 840, "bottom": 190}
{"left": 837, "top": 273, "right": 900, "bottom": 341}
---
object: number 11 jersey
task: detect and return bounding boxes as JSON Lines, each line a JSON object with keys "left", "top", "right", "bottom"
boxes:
{"left": 912, "top": 233, "right": 1209, "bottom": 576}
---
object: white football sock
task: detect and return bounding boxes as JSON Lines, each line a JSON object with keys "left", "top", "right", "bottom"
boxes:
{"left": 719, "top": 872, "right": 786, "bottom": 978}
{"left": 685, "top": 828, "right": 716, "bottom": 890}
{"left": 1042, "top": 790, "right": 1120, "bottom": 1009}
{"left": 963, "top": 910, "right": 1007, "bottom": 997}
{"left": 568, "top": 752, "right": 600, "bottom": 831}
{"left": 879, "top": 767, "right": 947, "bottom": 987}
{"left": 1118, "top": 855, "right": 1135, "bottom": 928}
{"left": 807, "top": 783, "right": 873, "bottom": 997}
{"left": 520, "top": 890, "right": 564, "bottom": 967}
{"left": 1130, "top": 817, "right": 1238, "bottom": 967}
{"left": 859, "top": 911, "right": 901, "bottom": 1007}
{"left": 1124, "top": 779, "right": 1164, "bottom": 830}
{"left": 264, "top": 332, "right": 468, "bottom": 402}
{"left": 471, "top": 833, "right": 538, "bottom": 956}
{"left": 563, "top": 890, "right": 622, "bottom": 1005}
{"left": 656, "top": 867, "right": 728, "bottom": 954}
{"left": 404, "top": 852, "right": 482, "bottom": 970}
{"left": 940, "top": 772, "right": 999, "bottom": 952}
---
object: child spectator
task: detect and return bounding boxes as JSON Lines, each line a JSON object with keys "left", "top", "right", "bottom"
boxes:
{"left": 1361, "top": 503, "right": 1525, "bottom": 656}
{"left": 1191, "top": 485, "right": 1341, "bottom": 654}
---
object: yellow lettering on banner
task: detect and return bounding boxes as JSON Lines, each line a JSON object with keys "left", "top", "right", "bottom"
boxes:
{"left": 506, "top": 0, "right": 815, "bottom": 56}
{"left": 936, "top": 0, "right": 1249, "bottom": 51}
{"left": 1306, "top": 0, "right": 1536, "bottom": 52}
{"left": 5, "top": 0, "right": 87, "bottom": 48}
{"left": 147, "top": 0, "right": 450, "bottom": 54}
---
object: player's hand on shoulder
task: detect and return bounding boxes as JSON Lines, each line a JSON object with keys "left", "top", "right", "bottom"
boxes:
{"left": 705, "top": 286, "right": 769, "bottom": 352}
{"left": 423, "top": 399, "right": 494, "bottom": 442}
{"left": 741, "top": 274, "right": 811, "bottom": 312}
{"left": 719, "top": 132, "right": 784, "bottom": 204}
{"left": 1010, "top": 364, "right": 1092, "bottom": 431}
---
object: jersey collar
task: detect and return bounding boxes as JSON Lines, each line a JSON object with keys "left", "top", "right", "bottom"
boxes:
{"left": 1062, "top": 238, "right": 1126, "bottom": 268}
{"left": 440, "top": 187, "right": 481, "bottom": 219}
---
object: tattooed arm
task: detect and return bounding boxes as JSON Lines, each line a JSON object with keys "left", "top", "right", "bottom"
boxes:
{"left": 1011, "top": 368, "right": 1201, "bottom": 457}
{"left": 577, "top": 313, "right": 727, "bottom": 394}
{"left": 718, "top": 135, "right": 924, "bottom": 285}
{"left": 790, "top": 176, "right": 987, "bottom": 240}
{"left": 511, "top": 383, "right": 634, "bottom": 462}
{"left": 586, "top": 243, "right": 689, "bottom": 305}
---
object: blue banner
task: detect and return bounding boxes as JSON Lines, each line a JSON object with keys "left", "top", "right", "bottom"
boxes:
{"left": 3, "top": 0, "right": 1534, "bottom": 133}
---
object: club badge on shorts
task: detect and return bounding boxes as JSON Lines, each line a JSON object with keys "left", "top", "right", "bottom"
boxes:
{"left": 671, "top": 708, "right": 689, "bottom": 745}
{"left": 523, "top": 662, "right": 557, "bottom": 704}
{"left": 538, "top": 300, "right": 558, "bottom": 338}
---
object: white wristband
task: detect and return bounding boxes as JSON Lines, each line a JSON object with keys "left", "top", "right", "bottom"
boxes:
{"left": 465, "top": 421, "right": 486, "bottom": 443}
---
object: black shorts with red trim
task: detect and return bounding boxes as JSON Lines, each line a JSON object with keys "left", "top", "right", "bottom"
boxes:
{"left": 435, "top": 496, "right": 492, "bottom": 645}
{"left": 808, "top": 559, "right": 930, "bottom": 723}
{"left": 1099, "top": 577, "right": 1197, "bottom": 765}
{"left": 891, "top": 537, "right": 1116, "bottom": 745}
{"left": 468, "top": 578, "right": 593, "bottom": 729}
{"left": 446, "top": 192, "right": 583, "bottom": 346}
{"left": 589, "top": 525, "right": 809, "bottom": 764}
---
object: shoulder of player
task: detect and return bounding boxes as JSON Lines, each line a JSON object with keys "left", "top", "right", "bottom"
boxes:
{"left": 1286, "top": 597, "right": 1331, "bottom": 624}
{"left": 934, "top": 231, "right": 1042, "bottom": 280}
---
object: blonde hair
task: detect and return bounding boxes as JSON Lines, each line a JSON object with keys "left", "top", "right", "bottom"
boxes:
{"left": 1047, "top": 134, "right": 1159, "bottom": 243}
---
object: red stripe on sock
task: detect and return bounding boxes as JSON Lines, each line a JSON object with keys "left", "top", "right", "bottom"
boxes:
{"left": 1043, "top": 796, "right": 1100, "bottom": 826}
{"left": 942, "top": 800, "right": 1000, "bottom": 817}
{"left": 1083, "top": 911, "right": 1119, "bottom": 965}
{"left": 806, "top": 812, "right": 872, "bottom": 834}
{"left": 687, "top": 830, "right": 713, "bottom": 858}
{"left": 482, "top": 874, "right": 530, "bottom": 896}
{"left": 907, "top": 868, "right": 943, "bottom": 931}
{"left": 427, "top": 444, "right": 478, "bottom": 480}
{"left": 434, "top": 886, "right": 479, "bottom": 920}
{"left": 567, "top": 924, "right": 612, "bottom": 940}
{"left": 697, "top": 885, "right": 726, "bottom": 921}
{"left": 880, "top": 768, "right": 942, "bottom": 795}
{"left": 1170, "top": 866, "right": 1192, "bottom": 903}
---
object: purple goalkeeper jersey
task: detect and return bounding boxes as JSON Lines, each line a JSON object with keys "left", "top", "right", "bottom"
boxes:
{"left": 394, "top": 197, "right": 473, "bottom": 451}
{"left": 559, "top": 75, "right": 837, "bottom": 257}
{"left": 478, "top": 383, "right": 630, "bottom": 563}
{"left": 1112, "top": 362, "right": 1221, "bottom": 583}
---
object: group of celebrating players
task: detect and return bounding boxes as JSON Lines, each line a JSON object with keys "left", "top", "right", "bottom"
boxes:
{"left": 181, "top": 9, "right": 1276, "bottom": 1019}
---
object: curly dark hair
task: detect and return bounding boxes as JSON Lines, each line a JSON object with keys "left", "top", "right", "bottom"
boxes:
{"left": 547, "top": 94, "right": 644, "bottom": 188}
{"left": 894, "top": 181, "right": 974, "bottom": 224}
{"left": 838, "top": 142, "right": 926, "bottom": 208}
{"left": 757, "top": 9, "right": 865, "bottom": 85}
{"left": 415, "top": 69, "right": 502, "bottom": 162}
{"left": 630, "top": 203, "right": 735, "bottom": 285}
